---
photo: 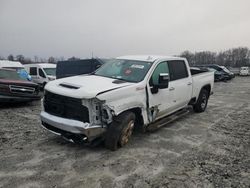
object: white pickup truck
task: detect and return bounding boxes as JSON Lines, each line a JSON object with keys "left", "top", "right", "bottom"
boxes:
{"left": 41, "top": 55, "right": 214, "bottom": 150}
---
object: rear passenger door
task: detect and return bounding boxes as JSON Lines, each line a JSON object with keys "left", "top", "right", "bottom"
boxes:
{"left": 168, "top": 60, "right": 192, "bottom": 109}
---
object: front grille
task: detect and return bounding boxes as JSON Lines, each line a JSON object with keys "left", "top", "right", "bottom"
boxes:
{"left": 9, "top": 85, "right": 35, "bottom": 94}
{"left": 44, "top": 91, "right": 89, "bottom": 123}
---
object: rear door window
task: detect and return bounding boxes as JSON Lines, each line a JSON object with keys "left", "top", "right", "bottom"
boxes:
{"left": 168, "top": 60, "right": 188, "bottom": 81}
{"left": 30, "top": 67, "right": 37, "bottom": 75}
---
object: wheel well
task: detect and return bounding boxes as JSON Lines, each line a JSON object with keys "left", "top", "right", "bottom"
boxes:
{"left": 123, "top": 108, "right": 144, "bottom": 130}
{"left": 201, "top": 84, "right": 211, "bottom": 96}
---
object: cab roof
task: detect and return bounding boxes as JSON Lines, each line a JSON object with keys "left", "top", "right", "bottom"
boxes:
{"left": 117, "top": 55, "right": 185, "bottom": 62}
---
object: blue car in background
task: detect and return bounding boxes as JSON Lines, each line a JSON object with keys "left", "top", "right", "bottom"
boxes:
{"left": 17, "top": 68, "right": 32, "bottom": 81}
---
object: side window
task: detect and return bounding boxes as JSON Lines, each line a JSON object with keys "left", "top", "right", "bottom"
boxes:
{"left": 168, "top": 60, "right": 188, "bottom": 81}
{"left": 30, "top": 67, "right": 37, "bottom": 75}
{"left": 150, "top": 62, "right": 169, "bottom": 85}
{"left": 39, "top": 68, "right": 46, "bottom": 78}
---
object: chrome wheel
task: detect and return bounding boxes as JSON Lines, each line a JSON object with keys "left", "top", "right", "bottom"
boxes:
{"left": 119, "top": 120, "right": 134, "bottom": 146}
{"left": 201, "top": 94, "right": 207, "bottom": 110}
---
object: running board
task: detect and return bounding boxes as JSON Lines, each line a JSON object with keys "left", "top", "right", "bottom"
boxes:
{"left": 146, "top": 108, "right": 190, "bottom": 132}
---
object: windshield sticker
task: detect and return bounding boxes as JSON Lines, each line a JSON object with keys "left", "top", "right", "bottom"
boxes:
{"left": 131, "top": 64, "right": 144, "bottom": 69}
{"left": 124, "top": 69, "right": 132, "bottom": 75}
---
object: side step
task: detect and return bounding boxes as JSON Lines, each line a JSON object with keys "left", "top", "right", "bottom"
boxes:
{"left": 146, "top": 108, "right": 190, "bottom": 132}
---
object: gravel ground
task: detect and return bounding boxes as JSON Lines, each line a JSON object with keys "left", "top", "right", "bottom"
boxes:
{"left": 0, "top": 77, "right": 250, "bottom": 188}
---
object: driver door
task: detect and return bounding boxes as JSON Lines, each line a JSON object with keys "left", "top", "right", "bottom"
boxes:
{"left": 147, "top": 61, "right": 175, "bottom": 121}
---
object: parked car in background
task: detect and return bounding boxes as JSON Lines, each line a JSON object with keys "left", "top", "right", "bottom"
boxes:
{"left": 220, "top": 66, "right": 235, "bottom": 78}
{"left": 41, "top": 55, "right": 214, "bottom": 150}
{"left": 0, "top": 60, "right": 31, "bottom": 81}
{"left": 56, "top": 58, "right": 106, "bottom": 79}
{"left": 239, "top": 67, "right": 249, "bottom": 76}
{"left": 25, "top": 64, "right": 56, "bottom": 88}
{"left": 192, "top": 66, "right": 227, "bottom": 82}
{"left": 0, "top": 68, "right": 41, "bottom": 103}
{"left": 195, "top": 64, "right": 234, "bottom": 81}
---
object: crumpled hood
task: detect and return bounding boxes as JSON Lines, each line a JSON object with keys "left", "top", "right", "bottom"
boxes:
{"left": 45, "top": 75, "right": 133, "bottom": 99}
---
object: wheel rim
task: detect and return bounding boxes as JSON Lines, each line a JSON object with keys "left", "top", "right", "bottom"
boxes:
{"left": 120, "top": 120, "right": 134, "bottom": 146}
{"left": 201, "top": 94, "right": 207, "bottom": 109}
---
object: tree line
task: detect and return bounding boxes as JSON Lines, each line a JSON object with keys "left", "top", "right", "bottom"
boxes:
{"left": 0, "top": 55, "right": 79, "bottom": 64}
{"left": 180, "top": 47, "right": 250, "bottom": 67}
{"left": 1, "top": 47, "right": 250, "bottom": 67}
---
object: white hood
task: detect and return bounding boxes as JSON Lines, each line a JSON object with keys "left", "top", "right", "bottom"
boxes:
{"left": 45, "top": 75, "right": 133, "bottom": 99}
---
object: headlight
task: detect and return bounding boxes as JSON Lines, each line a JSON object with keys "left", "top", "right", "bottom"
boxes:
{"left": 48, "top": 77, "right": 55, "bottom": 81}
{"left": 0, "top": 84, "right": 10, "bottom": 93}
{"left": 41, "top": 98, "right": 44, "bottom": 111}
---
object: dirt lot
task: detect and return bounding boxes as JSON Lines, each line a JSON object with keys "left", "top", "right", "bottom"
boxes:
{"left": 0, "top": 77, "right": 250, "bottom": 188}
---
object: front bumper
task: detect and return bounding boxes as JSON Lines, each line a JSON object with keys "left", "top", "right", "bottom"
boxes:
{"left": 40, "top": 111, "right": 106, "bottom": 141}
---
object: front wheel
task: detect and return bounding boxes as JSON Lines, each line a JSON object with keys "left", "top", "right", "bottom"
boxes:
{"left": 105, "top": 112, "right": 135, "bottom": 151}
{"left": 193, "top": 89, "right": 209, "bottom": 113}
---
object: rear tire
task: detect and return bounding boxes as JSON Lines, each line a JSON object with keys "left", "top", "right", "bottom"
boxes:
{"left": 105, "top": 112, "right": 135, "bottom": 151}
{"left": 193, "top": 89, "right": 209, "bottom": 113}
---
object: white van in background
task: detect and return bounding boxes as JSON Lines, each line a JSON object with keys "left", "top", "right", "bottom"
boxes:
{"left": 0, "top": 60, "right": 31, "bottom": 80}
{"left": 24, "top": 63, "right": 56, "bottom": 87}
{"left": 239, "top": 67, "right": 249, "bottom": 76}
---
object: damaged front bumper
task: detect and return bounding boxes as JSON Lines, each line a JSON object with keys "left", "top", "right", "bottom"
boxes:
{"left": 40, "top": 111, "right": 106, "bottom": 142}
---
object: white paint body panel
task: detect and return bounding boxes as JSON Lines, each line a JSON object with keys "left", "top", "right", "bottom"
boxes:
{"left": 0, "top": 60, "right": 23, "bottom": 68}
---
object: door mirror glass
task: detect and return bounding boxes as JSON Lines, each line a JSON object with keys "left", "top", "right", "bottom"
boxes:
{"left": 158, "top": 73, "right": 169, "bottom": 89}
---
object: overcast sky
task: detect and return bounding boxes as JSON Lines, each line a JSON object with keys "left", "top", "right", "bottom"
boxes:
{"left": 0, "top": 0, "right": 250, "bottom": 59}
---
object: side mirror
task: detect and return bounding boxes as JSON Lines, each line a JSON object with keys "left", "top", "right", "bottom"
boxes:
{"left": 158, "top": 73, "right": 169, "bottom": 89}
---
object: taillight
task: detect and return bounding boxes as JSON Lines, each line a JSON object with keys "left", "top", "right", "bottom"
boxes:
{"left": 0, "top": 84, "right": 10, "bottom": 93}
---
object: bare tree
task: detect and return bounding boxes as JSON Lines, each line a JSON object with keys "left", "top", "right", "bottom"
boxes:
{"left": 7, "top": 54, "right": 15, "bottom": 61}
{"left": 34, "top": 56, "right": 39, "bottom": 63}
{"left": 48, "top": 56, "right": 56, "bottom": 63}
{"left": 67, "top": 56, "right": 80, "bottom": 61}
{"left": 180, "top": 51, "right": 194, "bottom": 65}
{"left": 16, "top": 55, "right": 25, "bottom": 63}
{"left": 180, "top": 47, "right": 250, "bottom": 67}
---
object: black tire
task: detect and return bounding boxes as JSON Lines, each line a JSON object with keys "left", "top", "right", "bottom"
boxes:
{"left": 105, "top": 112, "right": 135, "bottom": 151}
{"left": 43, "top": 82, "right": 47, "bottom": 88}
{"left": 193, "top": 89, "right": 209, "bottom": 113}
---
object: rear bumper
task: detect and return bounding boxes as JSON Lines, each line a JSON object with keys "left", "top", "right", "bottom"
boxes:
{"left": 0, "top": 94, "right": 41, "bottom": 103}
{"left": 40, "top": 111, "right": 106, "bottom": 141}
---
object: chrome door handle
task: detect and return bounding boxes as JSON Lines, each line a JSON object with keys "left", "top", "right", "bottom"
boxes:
{"left": 187, "top": 82, "right": 192, "bottom": 86}
{"left": 169, "top": 87, "right": 175, "bottom": 91}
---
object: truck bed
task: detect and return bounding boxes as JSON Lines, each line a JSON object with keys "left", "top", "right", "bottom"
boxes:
{"left": 191, "top": 69, "right": 214, "bottom": 99}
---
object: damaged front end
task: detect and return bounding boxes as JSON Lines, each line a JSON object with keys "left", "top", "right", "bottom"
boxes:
{"left": 40, "top": 91, "right": 115, "bottom": 143}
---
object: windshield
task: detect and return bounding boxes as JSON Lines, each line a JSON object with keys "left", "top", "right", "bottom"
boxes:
{"left": 94, "top": 59, "right": 152, "bottom": 82}
{"left": 0, "top": 69, "right": 26, "bottom": 81}
{"left": 3, "top": 67, "right": 31, "bottom": 81}
{"left": 221, "top": 66, "right": 231, "bottom": 73}
{"left": 44, "top": 68, "right": 56, "bottom": 76}
{"left": 241, "top": 67, "right": 248, "bottom": 70}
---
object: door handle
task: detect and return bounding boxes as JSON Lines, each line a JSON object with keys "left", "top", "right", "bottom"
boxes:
{"left": 169, "top": 87, "right": 175, "bottom": 91}
{"left": 187, "top": 82, "right": 192, "bottom": 86}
